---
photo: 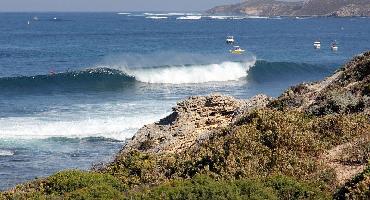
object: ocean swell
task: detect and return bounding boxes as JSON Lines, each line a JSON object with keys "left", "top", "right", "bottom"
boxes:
{"left": 0, "top": 59, "right": 334, "bottom": 92}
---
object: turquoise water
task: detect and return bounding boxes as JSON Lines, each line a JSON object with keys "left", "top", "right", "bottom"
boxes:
{"left": 0, "top": 12, "right": 369, "bottom": 190}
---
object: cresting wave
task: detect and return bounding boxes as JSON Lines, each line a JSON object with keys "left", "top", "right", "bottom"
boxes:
{"left": 0, "top": 60, "right": 255, "bottom": 88}
{"left": 0, "top": 60, "right": 334, "bottom": 91}
{"left": 118, "top": 60, "right": 255, "bottom": 84}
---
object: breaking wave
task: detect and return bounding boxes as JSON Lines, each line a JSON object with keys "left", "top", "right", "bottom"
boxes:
{"left": 0, "top": 58, "right": 335, "bottom": 92}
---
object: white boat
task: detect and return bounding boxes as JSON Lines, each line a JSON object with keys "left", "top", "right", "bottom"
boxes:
{"left": 331, "top": 42, "right": 338, "bottom": 51}
{"left": 230, "top": 46, "right": 245, "bottom": 54}
{"left": 226, "top": 36, "right": 235, "bottom": 44}
{"left": 314, "top": 41, "right": 321, "bottom": 49}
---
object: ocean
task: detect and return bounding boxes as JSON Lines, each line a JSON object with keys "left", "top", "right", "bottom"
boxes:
{"left": 0, "top": 12, "right": 369, "bottom": 190}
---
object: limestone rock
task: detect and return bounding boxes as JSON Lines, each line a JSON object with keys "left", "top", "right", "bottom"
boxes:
{"left": 122, "top": 94, "right": 271, "bottom": 153}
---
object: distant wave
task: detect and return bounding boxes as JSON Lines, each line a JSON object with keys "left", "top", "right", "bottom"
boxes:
{"left": 145, "top": 16, "right": 168, "bottom": 20}
{"left": 177, "top": 16, "right": 202, "bottom": 20}
{"left": 144, "top": 12, "right": 201, "bottom": 16}
{"left": 0, "top": 149, "right": 14, "bottom": 156}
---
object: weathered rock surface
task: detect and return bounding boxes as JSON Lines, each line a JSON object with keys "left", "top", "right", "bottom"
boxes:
{"left": 122, "top": 94, "right": 271, "bottom": 153}
{"left": 207, "top": 0, "right": 370, "bottom": 17}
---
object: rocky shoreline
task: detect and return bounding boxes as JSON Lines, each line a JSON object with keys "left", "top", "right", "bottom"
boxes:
{"left": 2, "top": 51, "right": 370, "bottom": 199}
{"left": 207, "top": 0, "right": 370, "bottom": 17}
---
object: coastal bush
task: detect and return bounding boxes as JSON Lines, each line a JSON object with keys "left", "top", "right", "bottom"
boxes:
{"left": 104, "top": 150, "right": 168, "bottom": 187}
{"left": 364, "top": 84, "right": 370, "bottom": 96}
{"left": 267, "top": 84, "right": 308, "bottom": 110}
{"left": 334, "top": 166, "right": 370, "bottom": 199}
{"left": 307, "top": 89, "right": 365, "bottom": 116}
{"left": 2, "top": 170, "right": 127, "bottom": 200}
{"left": 3, "top": 110, "right": 369, "bottom": 199}
{"left": 105, "top": 109, "right": 368, "bottom": 194}
{"left": 127, "top": 175, "right": 329, "bottom": 200}
{"left": 338, "top": 137, "right": 370, "bottom": 165}
{"left": 180, "top": 109, "right": 367, "bottom": 180}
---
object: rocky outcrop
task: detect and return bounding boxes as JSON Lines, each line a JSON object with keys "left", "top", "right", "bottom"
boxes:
{"left": 122, "top": 94, "right": 271, "bottom": 154}
{"left": 207, "top": 0, "right": 303, "bottom": 16}
{"left": 123, "top": 51, "right": 370, "bottom": 155}
{"left": 207, "top": 0, "right": 370, "bottom": 17}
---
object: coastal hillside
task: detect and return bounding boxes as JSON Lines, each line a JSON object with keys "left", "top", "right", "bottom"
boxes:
{"left": 207, "top": 0, "right": 370, "bottom": 17}
{"left": 2, "top": 52, "right": 370, "bottom": 199}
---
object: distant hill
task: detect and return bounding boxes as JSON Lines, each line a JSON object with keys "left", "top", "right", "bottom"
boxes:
{"left": 207, "top": 0, "right": 370, "bottom": 17}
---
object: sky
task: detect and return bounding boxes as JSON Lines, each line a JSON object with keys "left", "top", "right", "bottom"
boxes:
{"left": 0, "top": 0, "right": 246, "bottom": 12}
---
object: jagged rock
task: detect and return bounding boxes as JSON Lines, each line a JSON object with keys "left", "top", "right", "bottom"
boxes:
{"left": 122, "top": 94, "right": 271, "bottom": 153}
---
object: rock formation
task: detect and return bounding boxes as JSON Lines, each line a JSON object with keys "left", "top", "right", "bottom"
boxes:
{"left": 122, "top": 94, "right": 271, "bottom": 153}
{"left": 207, "top": 0, "right": 370, "bottom": 17}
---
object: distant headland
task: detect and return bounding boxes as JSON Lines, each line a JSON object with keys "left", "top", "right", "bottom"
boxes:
{"left": 207, "top": 0, "right": 370, "bottom": 17}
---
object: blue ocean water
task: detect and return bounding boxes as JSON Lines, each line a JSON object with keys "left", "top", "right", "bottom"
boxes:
{"left": 0, "top": 12, "right": 369, "bottom": 190}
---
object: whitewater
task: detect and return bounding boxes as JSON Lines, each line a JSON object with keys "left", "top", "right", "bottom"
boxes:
{"left": 1, "top": 12, "right": 368, "bottom": 191}
{"left": 111, "top": 60, "right": 255, "bottom": 84}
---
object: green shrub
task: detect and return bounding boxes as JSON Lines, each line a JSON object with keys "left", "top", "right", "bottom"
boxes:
{"left": 267, "top": 175, "right": 329, "bottom": 200}
{"left": 127, "top": 175, "right": 329, "bottom": 200}
{"left": 2, "top": 170, "right": 127, "bottom": 200}
{"left": 45, "top": 170, "right": 126, "bottom": 195}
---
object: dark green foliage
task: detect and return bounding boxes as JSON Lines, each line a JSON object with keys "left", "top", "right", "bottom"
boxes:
{"left": 128, "top": 175, "right": 329, "bottom": 200}
{"left": 364, "top": 84, "right": 370, "bottom": 96}
{"left": 45, "top": 170, "right": 126, "bottom": 195}
{"left": 2, "top": 170, "right": 127, "bottom": 200}
{"left": 267, "top": 175, "right": 329, "bottom": 200}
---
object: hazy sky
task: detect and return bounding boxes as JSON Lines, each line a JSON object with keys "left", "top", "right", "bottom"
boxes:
{"left": 0, "top": 0, "right": 246, "bottom": 12}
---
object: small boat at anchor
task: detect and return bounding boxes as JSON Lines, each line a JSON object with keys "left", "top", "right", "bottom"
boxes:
{"left": 226, "top": 36, "right": 235, "bottom": 44}
{"left": 331, "top": 41, "right": 338, "bottom": 51}
{"left": 314, "top": 41, "right": 321, "bottom": 49}
{"left": 229, "top": 46, "right": 245, "bottom": 54}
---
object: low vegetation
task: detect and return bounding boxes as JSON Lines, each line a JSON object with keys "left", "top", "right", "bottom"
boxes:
{"left": 2, "top": 51, "right": 370, "bottom": 199}
{"left": 3, "top": 109, "right": 369, "bottom": 199}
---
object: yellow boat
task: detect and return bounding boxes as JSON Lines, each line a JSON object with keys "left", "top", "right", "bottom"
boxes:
{"left": 229, "top": 46, "right": 245, "bottom": 54}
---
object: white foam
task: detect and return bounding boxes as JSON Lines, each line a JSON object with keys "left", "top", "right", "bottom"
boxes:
{"left": 208, "top": 16, "right": 233, "bottom": 20}
{"left": 146, "top": 16, "right": 168, "bottom": 20}
{"left": 117, "top": 12, "right": 131, "bottom": 15}
{"left": 246, "top": 16, "right": 269, "bottom": 19}
{"left": 122, "top": 60, "right": 255, "bottom": 84}
{"left": 0, "top": 102, "right": 171, "bottom": 141}
{"left": 0, "top": 149, "right": 14, "bottom": 156}
{"left": 144, "top": 12, "right": 200, "bottom": 16}
{"left": 177, "top": 16, "right": 202, "bottom": 20}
